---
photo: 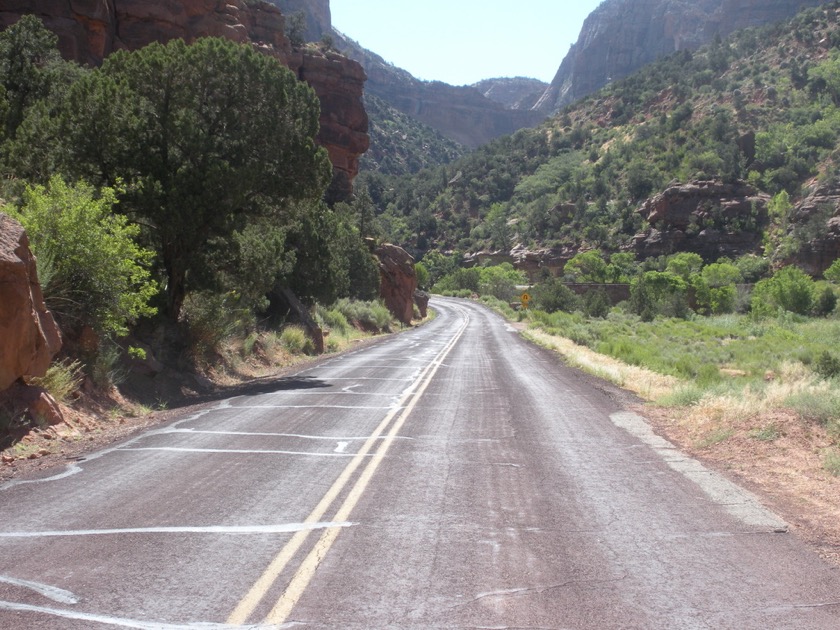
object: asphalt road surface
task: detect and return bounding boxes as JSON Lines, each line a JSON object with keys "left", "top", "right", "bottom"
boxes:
{"left": 1, "top": 297, "right": 839, "bottom": 629}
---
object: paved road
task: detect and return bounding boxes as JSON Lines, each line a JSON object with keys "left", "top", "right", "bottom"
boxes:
{"left": 0, "top": 297, "right": 838, "bottom": 629}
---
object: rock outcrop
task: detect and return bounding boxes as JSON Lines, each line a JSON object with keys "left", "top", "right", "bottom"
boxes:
{"left": 0, "top": 213, "right": 62, "bottom": 391}
{"left": 0, "top": 0, "right": 368, "bottom": 201}
{"left": 375, "top": 244, "right": 417, "bottom": 325}
{"left": 472, "top": 77, "right": 549, "bottom": 111}
{"left": 535, "top": 0, "right": 830, "bottom": 112}
{"left": 632, "top": 180, "right": 770, "bottom": 261}
{"left": 787, "top": 178, "right": 840, "bottom": 276}
{"left": 288, "top": 49, "right": 369, "bottom": 202}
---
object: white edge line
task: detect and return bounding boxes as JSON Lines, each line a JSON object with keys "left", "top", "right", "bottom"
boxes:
{"left": 610, "top": 412, "right": 788, "bottom": 532}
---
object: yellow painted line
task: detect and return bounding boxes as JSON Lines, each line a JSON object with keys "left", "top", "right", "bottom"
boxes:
{"left": 227, "top": 309, "right": 468, "bottom": 626}
{"left": 263, "top": 312, "right": 468, "bottom": 625}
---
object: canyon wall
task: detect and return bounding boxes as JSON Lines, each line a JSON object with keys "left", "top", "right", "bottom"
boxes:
{"left": 535, "top": 0, "right": 830, "bottom": 112}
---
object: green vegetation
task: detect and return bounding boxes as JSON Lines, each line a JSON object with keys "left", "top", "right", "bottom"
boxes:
{"left": 10, "top": 176, "right": 157, "bottom": 336}
{"left": 361, "top": 93, "right": 467, "bottom": 175}
{"left": 0, "top": 17, "right": 394, "bottom": 392}
{"left": 364, "top": 2, "right": 840, "bottom": 268}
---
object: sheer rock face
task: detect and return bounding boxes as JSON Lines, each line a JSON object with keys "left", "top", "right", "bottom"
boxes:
{"left": 632, "top": 180, "right": 770, "bottom": 261}
{"left": 788, "top": 179, "right": 840, "bottom": 276}
{"left": 0, "top": 0, "right": 367, "bottom": 201}
{"left": 375, "top": 244, "right": 417, "bottom": 326}
{"left": 289, "top": 49, "right": 369, "bottom": 203}
{"left": 535, "top": 0, "right": 830, "bottom": 112}
{"left": 0, "top": 214, "right": 62, "bottom": 392}
{"left": 271, "top": 0, "right": 331, "bottom": 42}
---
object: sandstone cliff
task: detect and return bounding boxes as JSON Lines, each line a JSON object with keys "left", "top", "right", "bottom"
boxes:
{"left": 473, "top": 77, "right": 549, "bottom": 111}
{"left": 787, "top": 178, "right": 840, "bottom": 276}
{"left": 632, "top": 180, "right": 770, "bottom": 261}
{"left": 272, "top": 0, "right": 331, "bottom": 42}
{"left": 0, "top": 0, "right": 367, "bottom": 201}
{"left": 0, "top": 214, "right": 62, "bottom": 392}
{"left": 535, "top": 0, "right": 830, "bottom": 112}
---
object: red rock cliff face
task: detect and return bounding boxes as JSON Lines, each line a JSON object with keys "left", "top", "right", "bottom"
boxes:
{"left": 0, "top": 0, "right": 367, "bottom": 200}
{"left": 0, "top": 214, "right": 62, "bottom": 392}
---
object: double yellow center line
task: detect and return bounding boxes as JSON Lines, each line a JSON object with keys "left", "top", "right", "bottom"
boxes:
{"left": 227, "top": 307, "right": 469, "bottom": 626}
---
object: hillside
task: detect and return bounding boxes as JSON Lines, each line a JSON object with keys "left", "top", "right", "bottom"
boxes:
{"left": 361, "top": 93, "right": 467, "bottom": 175}
{"left": 536, "top": 0, "right": 832, "bottom": 112}
{"left": 331, "top": 30, "right": 545, "bottom": 149}
{"left": 371, "top": 2, "right": 840, "bottom": 275}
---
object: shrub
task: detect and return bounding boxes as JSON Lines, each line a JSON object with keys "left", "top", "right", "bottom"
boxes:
{"left": 813, "top": 286, "right": 837, "bottom": 317}
{"left": 314, "top": 304, "right": 351, "bottom": 335}
{"left": 183, "top": 291, "right": 254, "bottom": 356}
{"left": 10, "top": 176, "right": 157, "bottom": 336}
{"left": 785, "top": 389, "right": 840, "bottom": 425}
{"left": 814, "top": 351, "right": 840, "bottom": 379}
{"left": 751, "top": 266, "right": 816, "bottom": 316}
{"left": 630, "top": 271, "right": 690, "bottom": 321}
{"left": 532, "top": 278, "right": 580, "bottom": 313}
{"left": 280, "top": 325, "right": 313, "bottom": 354}
{"left": 334, "top": 299, "right": 392, "bottom": 332}
{"left": 28, "top": 360, "right": 83, "bottom": 403}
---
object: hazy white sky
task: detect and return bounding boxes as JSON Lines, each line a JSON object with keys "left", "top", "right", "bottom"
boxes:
{"left": 330, "top": 0, "right": 605, "bottom": 86}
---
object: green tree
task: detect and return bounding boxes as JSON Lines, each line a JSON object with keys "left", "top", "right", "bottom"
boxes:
{"left": 9, "top": 176, "right": 157, "bottom": 336}
{"left": 532, "top": 277, "right": 580, "bottom": 313}
{"left": 415, "top": 262, "right": 430, "bottom": 291}
{"left": 665, "top": 252, "right": 704, "bottom": 280}
{"left": 824, "top": 258, "right": 840, "bottom": 284}
{"left": 52, "top": 37, "right": 331, "bottom": 319}
{"left": 564, "top": 251, "right": 609, "bottom": 283}
{"left": 0, "top": 15, "right": 63, "bottom": 139}
{"left": 751, "top": 265, "right": 816, "bottom": 316}
{"left": 630, "top": 271, "right": 690, "bottom": 321}
{"left": 478, "top": 263, "right": 526, "bottom": 301}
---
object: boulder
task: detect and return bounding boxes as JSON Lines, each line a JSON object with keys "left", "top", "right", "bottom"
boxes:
{"left": 376, "top": 244, "right": 417, "bottom": 325}
{"left": 0, "top": 213, "right": 62, "bottom": 392}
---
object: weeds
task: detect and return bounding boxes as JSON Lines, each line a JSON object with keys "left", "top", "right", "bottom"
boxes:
{"left": 823, "top": 449, "right": 840, "bottom": 477}
{"left": 280, "top": 325, "right": 314, "bottom": 355}
{"left": 29, "top": 359, "right": 83, "bottom": 403}
{"left": 750, "top": 424, "right": 781, "bottom": 441}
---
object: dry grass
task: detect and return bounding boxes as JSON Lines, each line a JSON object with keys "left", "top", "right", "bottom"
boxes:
{"left": 524, "top": 329, "right": 678, "bottom": 400}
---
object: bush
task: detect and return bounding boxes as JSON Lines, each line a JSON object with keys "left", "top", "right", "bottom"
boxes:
{"left": 751, "top": 266, "right": 815, "bottom": 316}
{"left": 532, "top": 278, "right": 580, "bottom": 313}
{"left": 814, "top": 351, "right": 840, "bottom": 379}
{"left": 9, "top": 176, "right": 157, "bottom": 336}
{"left": 785, "top": 389, "right": 840, "bottom": 426}
{"left": 183, "top": 291, "right": 254, "bottom": 356}
{"left": 813, "top": 286, "right": 837, "bottom": 317}
{"left": 314, "top": 304, "right": 351, "bottom": 335}
{"left": 28, "top": 360, "right": 83, "bottom": 403}
{"left": 334, "top": 299, "right": 392, "bottom": 332}
{"left": 280, "top": 325, "right": 313, "bottom": 354}
{"left": 630, "top": 271, "right": 690, "bottom": 321}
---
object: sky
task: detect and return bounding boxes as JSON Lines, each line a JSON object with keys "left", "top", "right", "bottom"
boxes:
{"left": 330, "top": 0, "right": 606, "bottom": 86}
